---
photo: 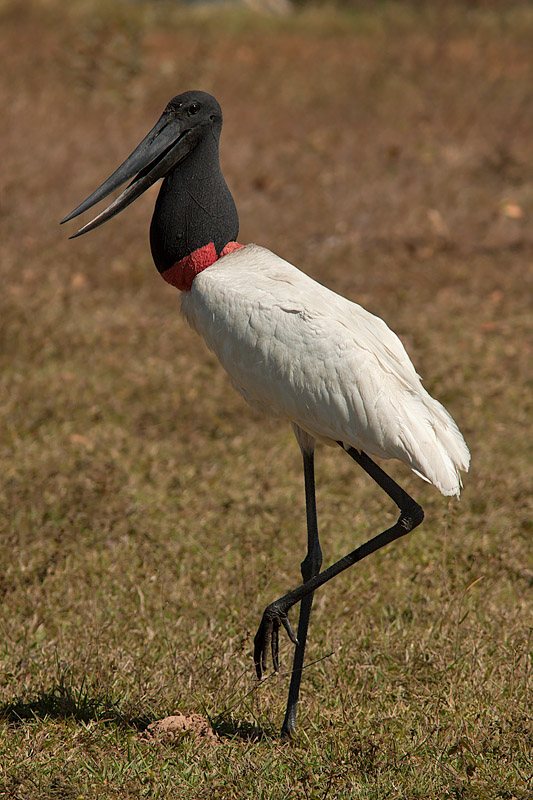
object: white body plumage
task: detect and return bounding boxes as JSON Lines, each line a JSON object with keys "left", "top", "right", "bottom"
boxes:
{"left": 181, "top": 244, "right": 470, "bottom": 498}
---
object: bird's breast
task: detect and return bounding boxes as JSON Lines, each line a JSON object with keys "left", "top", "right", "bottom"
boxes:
{"left": 180, "top": 244, "right": 392, "bottom": 446}
{"left": 179, "top": 243, "right": 469, "bottom": 495}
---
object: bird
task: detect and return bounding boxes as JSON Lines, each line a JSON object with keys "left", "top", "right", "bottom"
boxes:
{"left": 62, "top": 90, "right": 470, "bottom": 738}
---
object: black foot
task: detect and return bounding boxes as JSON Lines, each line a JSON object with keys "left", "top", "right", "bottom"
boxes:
{"left": 280, "top": 719, "right": 297, "bottom": 739}
{"left": 253, "top": 603, "right": 298, "bottom": 679}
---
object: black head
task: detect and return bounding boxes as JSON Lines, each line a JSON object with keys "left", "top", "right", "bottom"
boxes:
{"left": 61, "top": 91, "right": 226, "bottom": 237}
{"left": 165, "top": 90, "right": 223, "bottom": 125}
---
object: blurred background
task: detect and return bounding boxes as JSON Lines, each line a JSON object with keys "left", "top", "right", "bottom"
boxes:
{"left": 1, "top": 0, "right": 532, "bottom": 796}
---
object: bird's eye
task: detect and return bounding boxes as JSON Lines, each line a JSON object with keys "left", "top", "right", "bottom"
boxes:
{"left": 188, "top": 103, "right": 201, "bottom": 115}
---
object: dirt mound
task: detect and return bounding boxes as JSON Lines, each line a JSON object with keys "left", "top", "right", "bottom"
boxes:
{"left": 141, "top": 713, "right": 217, "bottom": 743}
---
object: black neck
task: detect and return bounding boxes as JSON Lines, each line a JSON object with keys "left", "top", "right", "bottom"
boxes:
{"left": 149, "top": 131, "right": 239, "bottom": 273}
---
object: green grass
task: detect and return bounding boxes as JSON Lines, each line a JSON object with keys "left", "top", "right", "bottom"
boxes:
{"left": 1, "top": 1, "right": 532, "bottom": 797}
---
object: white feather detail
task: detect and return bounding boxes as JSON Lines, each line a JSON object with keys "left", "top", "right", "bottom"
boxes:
{"left": 181, "top": 244, "right": 470, "bottom": 497}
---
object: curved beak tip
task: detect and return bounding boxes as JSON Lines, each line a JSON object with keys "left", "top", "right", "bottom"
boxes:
{"left": 60, "top": 110, "right": 187, "bottom": 238}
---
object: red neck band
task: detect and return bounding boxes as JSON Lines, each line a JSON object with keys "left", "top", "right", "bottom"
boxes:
{"left": 160, "top": 241, "right": 243, "bottom": 291}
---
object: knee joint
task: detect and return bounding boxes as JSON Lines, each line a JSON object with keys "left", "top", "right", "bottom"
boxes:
{"left": 400, "top": 501, "right": 424, "bottom": 532}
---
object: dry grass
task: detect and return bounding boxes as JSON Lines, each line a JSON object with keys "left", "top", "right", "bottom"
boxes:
{"left": 1, "top": 1, "right": 532, "bottom": 798}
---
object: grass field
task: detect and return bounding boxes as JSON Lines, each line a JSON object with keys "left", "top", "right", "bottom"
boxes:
{"left": 1, "top": 1, "right": 532, "bottom": 797}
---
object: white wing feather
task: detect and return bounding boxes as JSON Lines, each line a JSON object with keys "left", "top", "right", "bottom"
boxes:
{"left": 181, "top": 244, "right": 470, "bottom": 496}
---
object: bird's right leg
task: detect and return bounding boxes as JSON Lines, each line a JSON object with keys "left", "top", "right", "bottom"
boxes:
{"left": 254, "top": 446, "right": 424, "bottom": 680}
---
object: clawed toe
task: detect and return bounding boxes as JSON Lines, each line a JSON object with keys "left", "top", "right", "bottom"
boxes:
{"left": 253, "top": 604, "right": 298, "bottom": 679}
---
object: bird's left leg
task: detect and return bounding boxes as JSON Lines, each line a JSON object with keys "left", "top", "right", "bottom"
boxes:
{"left": 253, "top": 426, "right": 322, "bottom": 736}
{"left": 280, "top": 425, "right": 322, "bottom": 738}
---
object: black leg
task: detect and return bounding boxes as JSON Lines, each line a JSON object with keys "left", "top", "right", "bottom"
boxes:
{"left": 254, "top": 445, "right": 424, "bottom": 685}
{"left": 280, "top": 446, "right": 322, "bottom": 738}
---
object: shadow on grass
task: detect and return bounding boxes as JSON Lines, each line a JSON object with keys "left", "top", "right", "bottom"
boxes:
{"left": 0, "top": 683, "right": 271, "bottom": 741}
{"left": 211, "top": 714, "right": 266, "bottom": 742}
{"left": 0, "top": 681, "right": 151, "bottom": 732}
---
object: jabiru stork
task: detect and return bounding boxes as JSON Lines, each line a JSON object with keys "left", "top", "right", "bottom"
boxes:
{"left": 62, "top": 90, "right": 470, "bottom": 738}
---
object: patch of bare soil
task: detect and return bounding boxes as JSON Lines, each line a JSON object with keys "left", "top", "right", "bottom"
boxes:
{"left": 141, "top": 714, "right": 217, "bottom": 743}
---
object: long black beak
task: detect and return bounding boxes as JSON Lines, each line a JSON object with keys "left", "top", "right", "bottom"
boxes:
{"left": 61, "top": 111, "right": 194, "bottom": 238}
